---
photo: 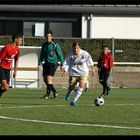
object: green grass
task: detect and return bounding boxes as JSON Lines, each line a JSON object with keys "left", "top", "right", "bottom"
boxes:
{"left": 0, "top": 88, "right": 140, "bottom": 135}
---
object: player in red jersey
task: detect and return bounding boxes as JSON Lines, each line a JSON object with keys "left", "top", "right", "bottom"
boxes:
{"left": 0, "top": 34, "right": 23, "bottom": 97}
{"left": 97, "top": 45, "right": 113, "bottom": 96}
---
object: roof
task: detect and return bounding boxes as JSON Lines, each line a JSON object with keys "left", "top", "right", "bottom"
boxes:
{"left": 0, "top": 0, "right": 139, "bottom": 4}
{"left": 0, "top": 5, "right": 140, "bottom": 16}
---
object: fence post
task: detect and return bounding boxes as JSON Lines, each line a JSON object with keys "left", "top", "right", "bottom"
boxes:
{"left": 37, "top": 66, "right": 42, "bottom": 88}
{"left": 112, "top": 37, "right": 115, "bottom": 87}
{"left": 22, "top": 35, "right": 25, "bottom": 46}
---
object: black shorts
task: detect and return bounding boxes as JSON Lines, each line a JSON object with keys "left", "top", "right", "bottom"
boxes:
{"left": 98, "top": 68, "right": 109, "bottom": 81}
{"left": 0, "top": 66, "right": 10, "bottom": 83}
{"left": 43, "top": 63, "right": 58, "bottom": 77}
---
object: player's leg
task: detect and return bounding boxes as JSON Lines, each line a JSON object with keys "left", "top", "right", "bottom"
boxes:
{"left": 76, "top": 82, "right": 79, "bottom": 89}
{"left": 65, "top": 76, "right": 77, "bottom": 100}
{"left": 48, "top": 63, "right": 58, "bottom": 98}
{"left": 42, "top": 64, "right": 49, "bottom": 99}
{"left": 71, "top": 76, "right": 87, "bottom": 106}
{"left": 106, "top": 71, "right": 111, "bottom": 95}
{"left": 0, "top": 68, "right": 10, "bottom": 97}
{"left": 42, "top": 75, "right": 50, "bottom": 99}
{"left": 42, "top": 63, "right": 58, "bottom": 99}
{"left": 43, "top": 75, "right": 55, "bottom": 99}
{"left": 84, "top": 80, "right": 89, "bottom": 92}
{"left": 102, "top": 70, "right": 110, "bottom": 96}
{"left": 43, "top": 76, "right": 48, "bottom": 86}
{"left": 98, "top": 69, "right": 105, "bottom": 96}
{"left": 0, "top": 80, "right": 9, "bottom": 97}
{"left": 98, "top": 69, "right": 104, "bottom": 86}
{"left": 44, "top": 75, "right": 52, "bottom": 98}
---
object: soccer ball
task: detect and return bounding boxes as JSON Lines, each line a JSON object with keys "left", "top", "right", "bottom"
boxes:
{"left": 94, "top": 96, "right": 104, "bottom": 106}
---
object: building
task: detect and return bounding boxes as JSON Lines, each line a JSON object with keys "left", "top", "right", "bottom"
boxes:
{"left": 0, "top": 5, "right": 140, "bottom": 39}
{"left": 0, "top": 3, "right": 140, "bottom": 88}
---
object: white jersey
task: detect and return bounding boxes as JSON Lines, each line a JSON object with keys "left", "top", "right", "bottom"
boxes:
{"left": 63, "top": 49, "right": 94, "bottom": 76}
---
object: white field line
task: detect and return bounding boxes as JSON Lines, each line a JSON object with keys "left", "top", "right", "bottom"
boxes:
{"left": 0, "top": 104, "right": 66, "bottom": 109}
{"left": 112, "top": 104, "right": 140, "bottom": 106}
{"left": 0, "top": 104, "right": 140, "bottom": 109}
{"left": 0, "top": 115, "right": 140, "bottom": 131}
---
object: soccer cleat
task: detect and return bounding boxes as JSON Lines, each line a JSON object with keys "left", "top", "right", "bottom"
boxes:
{"left": 106, "top": 87, "right": 111, "bottom": 95}
{"left": 71, "top": 101, "right": 77, "bottom": 106}
{"left": 42, "top": 94, "right": 49, "bottom": 99}
{"left": 44, "top": 96, "right": 49, "bottom": 99}
{"left": 100, "top": 92, "right": 106, "bottom": 97}
{"left": 100, "top": 94, "right": 104, "bottom": 97}
{"left": 65, "top": 92, "right": 71, "bottom": 101}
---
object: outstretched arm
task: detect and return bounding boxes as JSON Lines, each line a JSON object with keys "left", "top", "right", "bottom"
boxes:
{"left": 62, "top": 53, "right": 70, "bottom": 77}
{"left": 38, "top": 45, "right": 45, "bottom": 66}
{"left": 56, "top": 44, "right": 64, "bottom": 65}
{"left": 87, "top": 54, "right": 95, "bottom": 76}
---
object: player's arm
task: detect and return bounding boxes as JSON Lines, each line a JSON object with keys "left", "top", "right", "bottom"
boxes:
{"left": 87, "top": 54, "right": 95, "bottom": 76}
{"left": 62, "top": 54, "right": 70, "bottom": 77}
{"left": 38, "top": 45, "right": 45, "bottom": 68}
{"left": 37, "top": 44, "right": 45, "bottom": 70}
{"left": 62, "top": 60, "right": 68, "bottom": 77}
{"left": 109, "top": 55, "right": 113, "bottom": 75}
{"left": 55, "top": 44, "right": 64, "bottom": 71}
{"left": 13, "top": 51, "right": 20, "bottom": 78}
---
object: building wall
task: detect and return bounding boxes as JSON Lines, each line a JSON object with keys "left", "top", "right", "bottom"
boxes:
{"left": 92, "top": 17, "right": 140, "bottom": 39}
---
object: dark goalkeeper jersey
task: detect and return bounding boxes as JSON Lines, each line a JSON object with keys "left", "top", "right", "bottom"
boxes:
{"left": 38, "top": 41, "right": 64, "bottom": 65}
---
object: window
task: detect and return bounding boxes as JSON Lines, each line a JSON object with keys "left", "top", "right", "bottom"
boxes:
{"left": 49, "top": 22, "right": 72, "bottom": 37}
{"left": 0, "top": 20, "right": 22, "bottom": 35}
{"left": 24, "top": 22, "right": 45, "bottom": 37}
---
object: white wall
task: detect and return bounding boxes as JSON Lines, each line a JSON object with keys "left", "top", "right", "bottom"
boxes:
{"left": 15, "top": 47, "right": 41, "bottom": 88}
{"left": 81, "top": 15, "right": 87, "bottom": 38}
{"left": 0, "top": 46, "right": 41, "bottom": 88}
{"left": 92, "top": 17, "right": 140, "bottom": 39}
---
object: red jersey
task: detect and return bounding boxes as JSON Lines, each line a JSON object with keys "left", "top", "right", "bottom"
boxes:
{"left": 0, "top": 44, "right": 20, "bottom": 69}
{"left": 97, "top": 53, "right": 113, "bottom": 69}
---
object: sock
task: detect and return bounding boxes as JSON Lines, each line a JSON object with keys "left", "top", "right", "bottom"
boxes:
{"left": 76, "top": 82, "right": 79, "bottom": 88}
{"left": 0, "top": 88, "right": 6, "bottom": 97}
{"left": 73, "top": 87, "right": 83, "bottom": 102}
{"left": 103, "top": 86, "right": 106, "bottom": 94}
{"left": 85, "top": 81, "right": 89, "bottom": 89}
{"left": 46, "top": 84, "right": 52, "bottom": 97}
{"left": 51, "top": 84, "right": 57, "bottom": 98}
{"left": 51, "top": 84, "right": 57, "bottom": 93}
{"left": 66, "top": 88, "right": 71, "bottom": 95}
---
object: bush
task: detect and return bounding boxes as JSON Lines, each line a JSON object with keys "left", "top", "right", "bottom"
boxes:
{"left": 0, "top": 36, "right": 139, "bottom": 62}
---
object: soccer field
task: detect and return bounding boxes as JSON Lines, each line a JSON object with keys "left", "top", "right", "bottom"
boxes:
{"left": 0, "top": 88, "right": 140, "bottom": 135}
